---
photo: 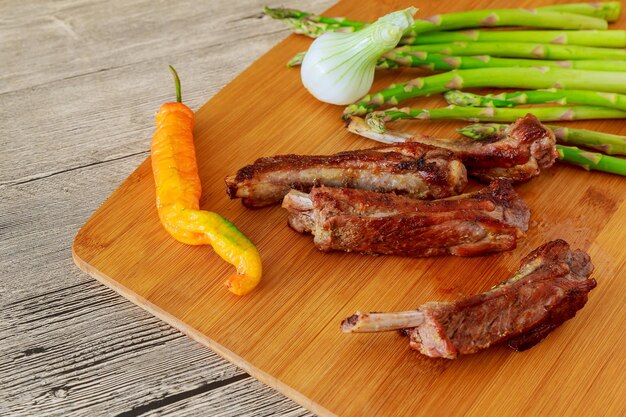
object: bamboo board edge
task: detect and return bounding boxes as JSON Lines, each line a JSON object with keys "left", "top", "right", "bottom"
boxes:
{"left": 71, "top": 243, "right": 337, "bottom": 417}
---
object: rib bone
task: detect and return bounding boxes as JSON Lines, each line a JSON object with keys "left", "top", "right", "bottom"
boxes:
{"left": 340, "top": 240, "right": 596, "bottom": 359}
{"left": 341, "top": 311, "right": 425, "bottom": 333}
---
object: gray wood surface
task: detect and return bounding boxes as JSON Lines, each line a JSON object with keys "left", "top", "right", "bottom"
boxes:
{"left": 0, "top": 1, "right": 333, "bottom": 415}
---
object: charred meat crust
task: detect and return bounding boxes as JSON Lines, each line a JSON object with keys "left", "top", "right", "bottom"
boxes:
{"left": 282, "top": 180, "right": 529, "bottom": 258}
{"left": 407, "top": 240, "right": 596, "bottom": 358}
{"left": 347, "top": 114, "right": 557, "bottom": 183}
{"left": 224, "top": 143, "right": 467, "bottom": 207}
{"left": 462, "top": 114, "right": 558, "bottom": 182}
{"left": 232, "top": 146, "right": 451, "bottom": 181}
{"left": 506, "top": 241, "right": 595, "bottom": 351}
{"left": 458, "top": 114, "right": 554, "bottom": 168}
{"left": 460, "top": 115, "right": 556, "bottom": 168}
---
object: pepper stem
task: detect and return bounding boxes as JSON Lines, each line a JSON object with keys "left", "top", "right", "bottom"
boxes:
{"left": 169, "top": 65, "right": 182, "bottom": 103}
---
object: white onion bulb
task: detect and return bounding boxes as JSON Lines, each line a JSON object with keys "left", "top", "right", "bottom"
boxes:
{"left": 300, "top": 7, "right": 417, "bottom": 105}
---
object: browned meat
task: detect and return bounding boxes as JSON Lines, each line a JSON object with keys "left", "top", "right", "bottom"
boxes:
{"left": 225, "top": 143, "right": 467, "bottom": 207}
{"left": 341, "top": 240, "right": 596, "bottom": 359}
{"left": 282, "top": 180, "right": 529, "bottom": 257}
{"left": 347, "top": 114, "right": 558, "bottom": 183}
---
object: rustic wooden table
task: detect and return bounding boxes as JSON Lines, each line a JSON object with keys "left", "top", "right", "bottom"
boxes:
{"left": 0, "top": 1, "right": 332, "bottom": 415}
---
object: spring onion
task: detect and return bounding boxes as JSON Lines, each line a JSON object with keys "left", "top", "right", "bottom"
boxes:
{"left": 300, "top": 7, "right": 416, "bottom": 105}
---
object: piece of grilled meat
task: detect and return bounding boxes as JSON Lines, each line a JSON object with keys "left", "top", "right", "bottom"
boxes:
{"left": 347, "top": 114, "right": 557, "bottom": 183}
{"left": 225, "top": 143, "right": 467, "bottom": 207}
{"left": 282, "top": 180, "right": 529, "bottom": 257}
{"left": 341, "top": 240, "right": 596, "bottom": 359}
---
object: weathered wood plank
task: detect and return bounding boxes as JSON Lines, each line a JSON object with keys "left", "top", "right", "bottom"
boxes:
{"left": 0, "top": 142, "right": 316, "bottom": 416}
{"left": 145, "top": 378, "right": 315, "bottom": 417}
{"left": 0, "top": 274, "right": 312, "bottom": 416}
{"left": 0, "top": 24, "right": 288, "bottom": 185}
{"left": 0, "top": 0, "right": 331, "bottom": 95}
{"left": 0, "top": 0, "right": 332, "bottom": 415}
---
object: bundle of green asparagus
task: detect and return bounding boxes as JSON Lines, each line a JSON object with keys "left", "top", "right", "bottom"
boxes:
{"left": 264, "top": 3, "right": 622, "bottom": 40}
{"left": 266, "top": 2, "right": 626, "bottom": 175}
{"left": 279, "top": 3, "right": 626, "bottom": 69}
{"left": 359, "top": 97, "right": 626, "bottom": 175}
{"left": 344, "top": 67, "right": 626, "bottom": 118}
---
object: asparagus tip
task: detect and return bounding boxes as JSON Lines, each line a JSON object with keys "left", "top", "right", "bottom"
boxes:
{"left": 342, "top": 105, "right": 358, "bottom": 121}
{"left": 287, "top": 51, "right": 306, "bottom": 67}
{"left": 365, "top": 112, "right": 388, "bottom": 133}
{"left": 263, "top": 6, "right": 301, "bottom": 19}
{"left": 444, "top": 90, "right": 481, "bottom": 107}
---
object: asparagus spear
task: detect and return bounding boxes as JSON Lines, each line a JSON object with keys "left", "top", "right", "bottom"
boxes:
{"left": 556, "top": 145, "right": 626, "bottom": 175}
{"left": 344, "top": 68, "right": 626, "bottom": 118}
{"left": 380, "top": 54, "right": 626, "bottom": 72}
{"left": 552, "top": 126, "right": 626, "bottom": 156}
{"left": 365, "top": 105, "right": 626, "bottom": 133}
{"left": 264, "top": 4, "right": 611, "bottom": 39}
{"left": 444, "top": 89, "right": 626, "bottom": 112}
{"left": 540, "top": 1, "right": 621, "bottom": 22}
{"left": 390, "top": 42, "right": 626, "bottom": 61}
{"left": 289, "top": 52, "right": 626, "bottom": 72}
{"left": 458, "top": 123, "right": 626, "bottom": 155}
{"left": 287, "top": 52, "right": 306, "bottom": 67}
{"left": 406, "top": 10, "right": 608, "bottom": 39}
{"left": 408, "top": 30, "right": 626, "bottom": 47}
{"left": 263, "top": 6, "right": 364, "bottom": 37}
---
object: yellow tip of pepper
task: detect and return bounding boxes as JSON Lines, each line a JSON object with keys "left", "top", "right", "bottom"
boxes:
{"left": 226, "top": 270, "right": 262, "bottom": 296}
{"left": 211, "top": 216, "right": 263, "bottom": 296}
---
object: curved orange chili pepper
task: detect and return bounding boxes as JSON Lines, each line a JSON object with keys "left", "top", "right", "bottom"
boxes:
{"left": 150, "top": 66, "right": 262, "bottom": 295}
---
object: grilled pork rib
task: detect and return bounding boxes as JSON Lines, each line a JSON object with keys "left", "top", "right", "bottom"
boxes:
{"left": 341, "top": 240, "right": 596, "bottom": 359}
{"left": 282, "top": 180, "right": 529, "bottom": 257}
{"left": 347, "top": 114, "right": 558, "bottom": 183}
{"left": 225, "top": 143, "right": 467, "bottom": 207}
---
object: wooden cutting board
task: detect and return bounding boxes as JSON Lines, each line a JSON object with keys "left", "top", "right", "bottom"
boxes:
{"left": 73, "top": 1, "right": 626, "bottom": 415}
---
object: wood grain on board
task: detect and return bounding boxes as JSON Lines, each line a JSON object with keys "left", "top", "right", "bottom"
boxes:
{"left": 73, "top": 1, "right": 626, "bottom": 415}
